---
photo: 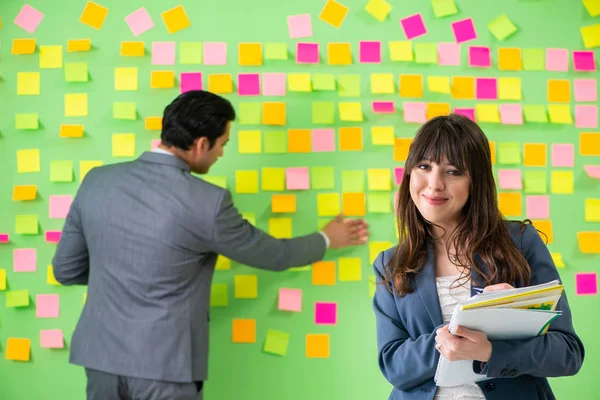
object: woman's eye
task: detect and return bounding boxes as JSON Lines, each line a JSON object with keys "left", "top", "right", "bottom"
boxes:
{"left": 418, "top": 164, "right": 430, "bottom": 170}
{"left": 447, "top": 169, "right": 461, "bottom": 176}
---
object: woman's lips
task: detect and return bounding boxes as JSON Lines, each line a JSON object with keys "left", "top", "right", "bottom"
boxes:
{"left": 423, "top": 195, "right": 448, "bottom": 206}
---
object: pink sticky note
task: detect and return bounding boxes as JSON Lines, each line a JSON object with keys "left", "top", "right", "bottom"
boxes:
{"left": 180, "top": 72, "right": 202, "bottom": 94}
{"left": 546, "top": 48, "right": 569, "bottom": 72}
{"left": 575, "top": 273, "right": 598, "bottom": 295}
{"left": 438, "top": 43, "right": 461, "bottom": 66}
{"left": 526, "top": 196, "right": 550, "bottom": 219}
{"left": 359, "top": 41, "right": 382, "bottom": 63}
{"left": 394, "top": 167, "right": 405, "bottom": 185}
{"left": 40, "top": 329, "right": 64, "bottom": 348}
{"left": 312, "top": 129, "right": 336, "bottom": 152}
{"left": 152, "top": 42, "right": 176, "bottom": 65}
{"left": 14, "top": 248, "right": 36, "bottom": 272}
{"left": 45, "top": 231, "right": 62, "bottom": 243}
{"left": 315, "top": 302, "right": 337, "bottom": 325}
{"left": 278, "top": 288, "right": 302, "bottom": 312}
{"left": 574, "top": 79, "right": 597, "bottom": 102}
{"left": 14, "top": 4, "right": 44, "bottom": 34}
{"left": 400, "top": 13, "right": 427, "bottom": 40}
{"left": 573, "top": 51, "right": 596, "bottom": 72}
{"left": 296, "top": 43, "right": 319, "bottom": 64}
{"left": 286, "top": 167, "right": 310, "bottom": 190}
{"left": 452, "top": 18, "right": 477, "bottom": 43}
{"left": 204, "top": 42, "right": 227, "bottom": 65}
{"left": 403, "top": 102, "right": 427, "bottom": 123}
{"left": 36, "top": 294, "right": 59, "bottom": 318}
{"left": 454, "top": 108, "right": 476, "bottom": 121}
{"left": 575, "top": 105, "right": 598, "bottom": 128}
{"left": 125, "top": 7, "right": 155, "bottom": 37}
{"left": 0, "top": 234, "right": 9, "bottom": 243}
{"left": 262, "top": 73, "right": 286, "bottom": 96}
{"left": 499, "top": 104, "right": 524, "bottom": 125}
{"left": 584, "top": 165, "right": 600, "bottom": 179}
{"left": 498, "top": 169, "right": 522, "bottom": 189}
{"left": 288, "top": 14, "right": 313, "bottom": 39}
{"left": 238, "top": 73, "right": 260, "bottom": 96}
{"left": 469, "top": 46, "right": 491, "bottom": 67}
{"left": 49, "top": 195, "right": 73, "bottom": 219}
{"left": 551, "top": 144, "right": 574, "bottom": 167}
{"left": 476, "top": 78, "right": 497, "bottom": 100}
{"left": 394, "top": 191, "right": 400, "bottom": 215}
{"left": 151, "top": 139, "right": 161, "bottom": 150}
{"left": 372, "top": 101, "right": 396, "bottom": 113}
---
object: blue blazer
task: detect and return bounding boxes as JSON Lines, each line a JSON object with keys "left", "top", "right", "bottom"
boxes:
{"left": 372, "top": 222, "right": 584, "bottom": 400}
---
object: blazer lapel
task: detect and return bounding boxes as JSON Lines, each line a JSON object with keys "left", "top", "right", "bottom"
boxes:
{"left": 415, "top": 241, "right": 444, "bottom": 327}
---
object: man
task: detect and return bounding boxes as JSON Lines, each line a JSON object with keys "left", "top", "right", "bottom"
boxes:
{"left": 53, "top": 90, "right": 369, "bottom": 400}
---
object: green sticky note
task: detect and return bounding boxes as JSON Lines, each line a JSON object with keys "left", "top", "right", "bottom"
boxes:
{"left": 179, "top": 42, "right": 202, "bottom": 64}
{"left": 311, "top": 167, "right": 335, "bottom": 189}
{"left": 65, "top": 62, "right": 89, "bottom": 82}
{"left": 523, "top": 105, "right": 548, "bottom": 123}
{"left": 312, "top": 102, "right": 335, "bottom": 124}
{"left": 241, "top": 212, "right": 256, "bottom": 226}
{"left": 263, "top": 329, "right": 290, "bottom": 356}
{"left": 50, "top": 160, "right": 74, "bottom": 182}
{"left": 6, "top": 290, "right": 30, "bottom": 307}
{"left": 524, "top": 171, "right": 547, "bottom": 194}
{"left": 15, "top": 113, "right": 39, "bottom": 130}
{"left": 414, "top": 43, "right": 438, "bottom": 64}
{"left": 368, "top": 274, "right": 377, "bottom": 297}
{"left": 264, "top": 131, "right": 287, "bottom": 153}
{"left": 498, "top": 143, "right": 521, "bottom": 164}
{"left": 367, "top": 193, "right": 392, "bottom": 213}
{"left": 342, "top": 170, "right": 365, "bottom": 192}
{"left": 15, "top": 215, "right": 39, "bottom": 234}
{"left": 431, "top": 0, "right": 458, "bottom": 17}
{"left": 523, "top": 49, "right": 545, "bottom": 71}
{"left": 113, "top": 102, "right": 137, "bottom": 120}
{"left": 488, "top": 14, "right": 518, "bottom": 41}
{"left": 313, "top": 73, "right": 336, "bottom": 91}
{"left": 238, "top": 102, "right": 261, "bottom": 125}
{"left": 265, "top": 43, "right": 288, "bottom": 60}
{"left": 338, "top": 74, "right": 361, "bottom": 97}
{"left": 203, "top": 176, "right": 227, "bottom": 189}
{"left": 210, "top": 283, "right": 228, "bottom": 307}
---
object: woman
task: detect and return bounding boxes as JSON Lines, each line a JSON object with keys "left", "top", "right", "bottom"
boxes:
{"left": 372, "top": 114, "right": 584, "bottom": 399}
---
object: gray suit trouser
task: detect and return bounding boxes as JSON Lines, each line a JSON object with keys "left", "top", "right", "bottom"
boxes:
{"left": 86, "top": 368, "right": 203, "bottom": 400}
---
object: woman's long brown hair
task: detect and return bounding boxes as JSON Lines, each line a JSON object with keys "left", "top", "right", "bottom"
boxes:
{"left": 384, "top": 114, "right": 532, "bottom": 296}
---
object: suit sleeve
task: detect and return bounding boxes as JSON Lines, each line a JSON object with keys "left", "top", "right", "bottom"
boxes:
{"left": 209, "top": 190, "right": 327, "bottom": 271}
{"left": 372, "top": 251, "right": 445, "bottom": 391}
{"left": 483, "top": 224, "right": 585, "bottom": 378}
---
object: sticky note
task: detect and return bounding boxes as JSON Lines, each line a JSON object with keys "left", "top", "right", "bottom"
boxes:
{"left": 394, "top": 167, "right": 405, "bottom": 185}
{"left": 488, "top": 14, "right": 517, "bottom": 40}
{"left": 272, "top": 195, "right": 296, "bottom": 213}
{"left": 12, "top": 38, "right": 36, "bottom": 55}
{"left": 498, "top": 142, "right": 521, "bottom": 164}
{"left": 15, "top": 215, "right": 38, "bottom": 235}
{"left": 152, "top": 42, "right": 176, "bottom": 65}
{"left": 17, "top": 149, "right": 40, "bottom": 173}
{"left": 288, "top": 73, "right": 311, "bottom": 92}
{"left": 368, "top": 169, "right": 392, "bottom": 191}
{"left": 269, "top": 218, "right": 292, "bottom": 238}
{"left": 360, "top": 41, "right": 381, "bottom": 63}
{"left": 262, "top": 73, "right": 286, "bottom": 96}
{"left": 59, "top": 124, "right": 84, "bottom": 138}
{"left": 14, "top": 4, "right": 44, "bottom": 33}
{"left": 0, "top": 269, "right": 5, "bottom": 289}
{"left": 125, "top": 7, "right": 154, "bottom": 36}
{"left": 452, "top": 18, "right": 477, "bottom": 43}
{"left": 389, "top": 41, "right": 413, "bottom": 61}
{"left": 210, "top": 284, "right": 228, "bottom": 307}
{"left": 237, "top": 102, "right": 260, "bottom": 125}
{"left": 215, "top": 255, "right": 230, "bottom": 271}
{"left": 338, "top": 74, "right": 360, "bottom": 97}
{"left": 263, "top": 329, "right": 290, "bottom": 356}
{"left": 339, "top": 127, "right": 363, "bottom": 151}
{"left": 113, "top": 102, "right": 136, "bottom": 121}
{"left": 36, "top": 294, "right": 59, "bottom": 318}
{"left": 286, "top": 167, "right": 310, "bottom": 190}
{"left": 178, "top": 42, "right": 202, "bottom": 64}
{"left": 46, "top": 231, "right": 61, "bottom": 243}
{"left": 522, "top": 48, "right": 544, "bottom": 71}
{"left": 524, "top": 143, "right": 547, "bottom": 167}
{"left": 151, "top": 71, "right": 175, "bottom": 89}
{"left": 523, "top": 105, "right": 548, "bottom": 123}
{"left": 263, "top": 102, "right": 286, "bottom": 126}
{"left": 68, "top": 39, "right": 91, "bottom": 52}
{"left": 371, "top": 127, "right": 395, "bottom": 145}
{"left": 6, "top": 290, "right": 30, "bottom": 307}
{"left": 578, "top": 232, "right": 600, "bottom": 253}
{"left": 264, "top": 131, "right": 287, "bottom": 153}
{"left": 451, "top": 76, "right": 474, "bottom": 99}
{"left": 232, "top": 319, "right": 256, "bottom": 343}
{"left": 115, "top": 68, "right": 138, "bottom": 91}
{"left": 526, "top": 196, "right": 550, "bottom": 219}
{"left": 548, "top": 105, "right": 573, "bottom": 124}
{"left": 208, "top": 74, "right": 232, "bottom": 94}
{"left": 288, "top": 14, "right": 312, "bottom": 38}
{"left": 427, "top": 76, "right": 451, "bottom": 94}
{"left": 576, "top": 105, "right": 598, "bottom": 128}
{"left": 551, "top": 171, "right": 573, "bottom": 194}
{"left": 80, "top": 161, "right": 101, "bottom": 181}
{"left": 414, "top": 43, "right": 438, "bottom": 64}
{"left": 65, "top": 62, "right": 88, "bottom": 83}
{"left": 338, "top": 258, "right": 362, "bottom": 281}
{"left": 6, "top": 338, "right": 31, "bottom": 361}
{"left": 546, "top": 48, "right": 569, "bottom": 72}
{"left": 278, "top": 288, "right": 302, "bottom": 312}
{"left": 342, "top": 170, "right": 365, "bottom": 192}
{"left": 315, "top": 302, "right": 337, "bottom": 325}
{"left": 17, "top": 72, "right": 40, "bottom": 96}
{"left": 573, "top": 51, "right": 596, "bottom": 71}
{"left": 40, "top": 330, "right": 64, "bottom": 348}
{"left": 498, "top": 77, "right": 521, "bottom": 100}
{"left": 476, "top": 78, "right": 497, "bottom": 100}
{"left": 312, "top": 102, "right": 335, "bottom": 124}
{"left": 311, "top": 166, "right": 335, "bottom": 189}
{"left": 161, "top": 5, "right": 190, "bottom": 34}
{"left": 39, "top": 45, "right": 63, "bottom": 69}
{"left": 312, "top": 261, "right": 336, "bottom": 285}
{"left": 121, "top": 42, "right": 145, "bottom": 57}
{"left": 426, "top": 103, "right": 451, "bottom": 120}
{"left": 365, "top": 0, "right": 392, "bottom": 21}
{"left": 204, "top": 42, "right": 227, "bottom": 65}
{"left": 297, "top": 43, "right": 319, "bottom": 64}
{"left": 585, "top": 199, "right": 600, "bottom": 222}
{"left": 263, "top": 44, "right": 287, "bottom": 62}
{"left": 438, "top": 43, "right": 461, "bottom": 66}
{"left": 551, "top": 144, "right": 573, "bottom": 167}
{"left": 394, "top": 138, "right": 412, "bottom": 161}
{"left": 16, "top": 113, "right": 38, "bottom": 130}
{"left": 342, "top": 192, "right": 366, "bottom": 216}
{"left": 288, "top": 129, "right": 311, "bottom": 152}
{"left": 238, "top": 73, "right": 260, "bottom": 96}
{"left": 306, "top": 334, "right": 330, "bottom": 358}
{"left": 373, "top": 101, "right": 395, "bottom": 113}
{"left": 112, "top": 134, "right": 135, "bottom": 157}
{"left": 499, "top": 104, "right": 523, "bottom": 125}
{"left": 580, "top": 23, "right": 600, "bottom": 49}
{"left": 399, "top": 74, "right": 423, "bottom": 98}
{"left": 326, "top": 42, "right": 351, "bottom": 65}
{"left": 498, "top": 169, "right": 522, "bottom": 189}
{"left": 469, "top": 46, "right": 491, "bottom": 68}
{"left": 79, "top": 1, "right": 108, "bottom": 30}
{"left": 64, "top": 93, "right": 88, "bottom": 117}
{"left": 475, "top": 104, "right": 500, "bottom": 123}
{"left": 574, "top": 79, "right": 597, "bottom": 102}
{"left": 524, "top": 171, "right": 547, "bottom": 194}
{"left": 584, "top": 165, "right": 600, "bottom": 178}
{"left": 239, "top": 43, "right": 262, "bottom": 66}
{"left": 49, "top": 195, "right": 72, "bottom": 219}
{"left": 369, "top": 241, "right": 393, "bottom": 263}
{"left": 234, "top": 275, "right": 258, "bottom": 299}
{"left": 339, "top": 102, "right": 363, "bottom": 122}
{"left": 400, "top": 13, "right": 427, "bottom": 40}
{"left": 50, "top": 160, "right": 73, "bottom": 182}
{"left": 238, "top": 130, "right": 262, "bottom": 154}
{"left": 580, "top": 133, "right": 600, "bottom": 156}
{"left": 403, "top": 102, "right": 426, "bottom": 123}
{"left": 236, "top": 170, "right": 259, "bottom": 193}
{"left": 13, "top": 185, "right": 37, "bottom": 201}
{"left": 454, "top": 108, "right": 476, "bottom": 122}
{"left": 317, "top": 193, "right": 341, "bottom": 216}
{"left": 431, "top": 0, "right": 457, "bottom": 17}
{"left": 498, "top": 48, "right": 522, "bottom": 71}
{"left": 550, "top": 253, "right": 565, "bottom": 268}
{"left": 498, "top": 192, "right": 522, "bottom": 217}
{"left": 319, "top": 0, "right": 349, "bottom": 28}
{"left": 576, "top": 273, "right": 598, "bottom": 295}
{"left": 547, "top": 79, "right": 570, "bottom": 103}
{"left": 13, "top": 248, "right": 36, "bottom": 272}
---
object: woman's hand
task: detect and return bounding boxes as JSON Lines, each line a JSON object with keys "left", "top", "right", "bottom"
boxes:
{"left": 435, "top": 325, "right": 492, "bottom": 362}
{"left": 482, "top": 283, "right": 515, "bottom": 293}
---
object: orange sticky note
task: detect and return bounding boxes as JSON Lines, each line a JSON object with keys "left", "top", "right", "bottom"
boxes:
{"left": 145, "top": 117, "right": 162, "bottom": 130}
{"left": 577, "top": 232, "right": 600, "bottom": 254}
{"left": 532, "top": 220, "right": 553, "bottom": 244}
{"left": 498, "top": 192, "right": 522, "bottom": 217}
{"left": 306, "top": 334, "right": 330, "bottom": 358}
{"left": 208, "top": 74, "right": 233, "bottom": 94}
{"left": 339, "top": 127, "right": 363, "bottom": 151}
{"left": 312, "top": 261, "right": 336, "bottom": 285}
{"left": 6, "top": 338, "right": 31, "bottom": 361}
{"left": 399, "top": 74, "right": 423, "bottom": 98}
{"left": 272, "top": 195, "right": 296, "bottom": 213}
{"left": 547, "top": 79, "right": 571, "bottom": 103}
{"left": 232, "top": 319, "right": 256, "bottom": 343}
{"left": 523, "top": 143, "right": 547, "bottom": 166}
{"left": 452, "top": 76, "right": 475, "bottom": 99}
{"left": 151, "top": 71, "right": 175, "bottom": 88}
{"left": 262, "top": 102, "right": 286, "bottom": 126}
{"left": 328, "top": 42, "right": 352, "bottom": 65}
{"left": 80, "top": 1, "right": 109, "bottom": 30}
{"left": 67, "top": 39, "right": 91, "bottom": 52}
{"left": 319, "top": 0, "right": 349, "bottom": 28}
{"left": 12, "top": 185, "right": 37, "bottom": 201}
{"left": 239, "top": 43, "right": 262, "bottom": 66}
{"left": 162, "top": 5, "right": 191, "bottom": 34}
{"left": 342, "top": 192, "right": 366, "bottom": 216}
{"left": 580, "top": 133, "right": 600, "bottom": 156}
{"left": 59, "top": 124, "right": 84, "bottom": 138}
{"left": 12, "top": 39, "right": 36, "bottom": 54}
{"left": 121, "top": 42, "right": 144, "bottom": 57}
{"left": 498, "top": 48, "right": 522, "bottom": 71}
{"left": 489, "top": 141, "right": 496, "bottom": 165}
{"left": 394, "top": 138, "right": 412, "bottom": 161}
{"left": 426, "top": 103, "right": 451, "bottom": 120}
{"left": 288, "top": 129, "right": 311, "bottom": 153}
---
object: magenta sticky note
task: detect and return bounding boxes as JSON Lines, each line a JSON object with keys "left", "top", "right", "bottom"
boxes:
{"left": 575, "top": 105, "right": 598, "bottom": 128}
{"left": 296, "top": 43, "right": 319, "bottom": 64}
{"left": 359, "top": 41, "right": 382, "bottom": 63}
{"left": 476, "top": 78, "right": 497, "bottom": 100}
{"left": 45, "top": 231, "right": 62, "bottom": 243}
{"left": 14, "top": 4, "right": 44, "bottom": 34}
{"left": 286, "top": 167, "right": 310, "bottom": 190}
{"left": 403, "top": 102, "right": 427, "bottom": 123}
{"left": 40, "top": 329, "right": 64, "bottom": 349}
{"left": 400, "top": 13, "right": 427, "bottom": 40}
{"left": 469, "top": 46, "right": 491, "bottom": 68}
{"left": 238, "top": 73, "right": 260, "bottom": 96}
{"left": 452, "top": 18, "right": 477, "bottom": 43}
{"left": 584, "top": 165, "right": 600, "bottom": 179}
{"left": 288, "top": 14, "right": 313, "bottom": 39}
{"left": 151, "top": 139, "right": 161, "bottom": 150}
{"left": 574, "top": 79, "right": 597, "bottom": 102}
{"left": 125, "top": 7, "right": 155, "bottom": 37}
{"left": 262, "top": 73, "right": 286, "bottom": 96}
{"left": 551, "top": 144, "right": 574, "bottom": 167}
{"left": 454, "top": 108, "right": 476, "bottom": 121}
{"left": 203, "top": 42, "right": 227, "bottom": 65}
{"left": 372, "top": 101, "right": 395, "bottom": 113}
{"left": 575, "top": 273, "right": 598, "bottom": 295}
{"left": 312, "top": 129, "right": 336, "bottom": 152}
{"left": 499, "top": 104, "right": 523, "bottom": 125}
{"left": 498, "top": 169, "right": 522, "bottom": 189}
{"left": 0, "top": 234, "right": 9, "bottom": 243}
{"left": 526, "top": 196, "right": 550, "bottom": 219}
{"left": 546, "top": 48, "right": 569, "bottom": 72}
{"left": 394, "top": 167, "right": 405, "bottom": 185}
{"left": 14, "top": 248, "right": 36, "bottom": 272}
{"left": 438, "top": 43, "right": 461, "bottom": 66}
{"left": 151, "top": 42, "right": 176, "bottom": 65}
{"left": 278, "top": 288, "right": 302, "bottom": 312}
{"left": 180, "top": 72, "right": 202, "bottom": 94}
{"left": 36, "top": 294, "right": 59, "bottom": 318}
{"left": 315, "top": 302, "right": 337, "bottom": 325}
{"left": 573, "top": 51, "right": 596, "bottom": 72}
{"left": 49, "top": 195, "right": 73, "bottom": 219}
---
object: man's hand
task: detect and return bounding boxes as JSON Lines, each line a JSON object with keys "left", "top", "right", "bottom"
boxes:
{"left": 322, "top": 214, "right": 369, "bottom": 249}
{"left": 435, "top": 325, "right": 492, "bottom": 362}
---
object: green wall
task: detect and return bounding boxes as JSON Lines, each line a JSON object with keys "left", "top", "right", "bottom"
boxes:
{"left": 1, "top": 0, "right": 599, "bottom": 398}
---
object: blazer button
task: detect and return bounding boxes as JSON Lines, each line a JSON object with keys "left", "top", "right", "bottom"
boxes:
{"left": 510, "top": 370, "right": 517, "bottom": 377}
{"left": 501, "top": 368, "right": 510, "bottom": 376}
{"left": 483, "top": 382, "right": 495, "bottom": 391}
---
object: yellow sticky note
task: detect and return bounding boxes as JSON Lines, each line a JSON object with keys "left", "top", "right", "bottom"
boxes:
{"left": 451, "top": 76, "right": 475, "bottom": 99}
{"left": 17, "top": 149, "right": 40, "bottom": 173}
{"left": 369, "top": 241, "right": 393, "bottom": 263}
{"left": 272, "top": 194, "right": 297, "bottom": 213}
{"left": 498, "top": 77, "right": 522, "bottom": 100}
{"left": 426, "top": 103, "right": 451, "bottom": 120}
{"left": 371, "top": 127, "right": 395, "bottom": 145}
{"left": 339, "top": 102, "right": 363, "bottom": 122}
{"left": 60, "top": 125, "right": 84, "bottom": 138}
{"left": 306, "top": 334, "right": 330, "bottom": 358}
{"left": 112, "top": 134, "right": 135, "bottom": 157}
{"left": 312, "top": 261, "right": 336, "bottom": 285}
{"left": 47, "top": 265, "right": 61, "bottom": 286}
{"left": 475, "top": 104, "right": 500, "bottom": 123}
{"left": 578, "top": 232, "right": 600, "bottom": 253}
{"left": 327, "top": 42, "right": 352, "bottom": 65}
{"left": 548, "top": 105, "right": 572, "bottom": 124}
{"left": 232, "top": 319, "right": 256, "bottom": 343}
{"left": 547, "top": 79, "right": 571, "bottom": 103}
{"left": 0, "top": 269, "right": 6, "bottom": 290}
{"left": 368, "top": 169, "right": 392, "bottom": 191}
{"left": 145, "top": 117, "right": 162, "bottom": 131}
{"left": 262, "top": 102, "right": 286, "bottom": 126}
{"left": 317, "top": 193, "right": 341, "bottom": 216}
{"left": 12, "top": 185, "right": 37, "bottom": 201}
{"left": 523, "top": 143, "right": 546, "bottom": 167}
{"left": 12, "top": 39, "right": 36, "bottom": 54}
{"left": 236, "top": 170, "right": 259, "bottom": 193}
{"left": 339, "top": 127, "right": 363, "bottom": 151}
{"left": 238, "top": 130, "right": 262, "bottom": 154}
{"left": 80, "top": 160, "right": 102, "bottom": 181}
{"left": 365, "top": 0, "right": 392, "bottom": 21}
{"left": 371, "top": 73, "right": 394, "bottom": 94}
{"left": 394, "top": 138, "right": 412, "bottom": 162}
{"left": 6, "top": 338, "right": 31, "bottom": 361}
{"left": 269, "top": 218, "right": 292, "bottom": 238}
{"left": 120, "top": 42, "right": 144, "bottom": 57}
{"left": 551, "top": 171, "right": 574, "bottom": 194}
{"left": 319, "top": 0, "right": 349, "bottom": 28}
{"left": 161, "top": 5, "right": 191, "bottom": 34}
{"left": 115, "top": 68, "right": 138, "bottom": 91}
{"left": 288, "top": 73, "right": 312, "bottom": 92}
{"left": 215, "top": 255, "right": 231, "bottom": 271}
{"left": 550, "top": 253, "right": 565, "bottom": 268}
{"left": 80, "top": 1, "right": 109, "bottom": 30}
{"left": 338, "top": 258, "right": 362, "bottom": 281}
{"left": 17, "top": 72, "right": 40, "bottom": 96}
{"left": 65, "top": 93, "right": 88, "bottom": 117}
{"left": 151, "top": 71, "right": 175, "bottom": 89}
{"left": 427, "top": 76, "right": 451, "bottom": 94}
{"left": 399, "top": 74, "right": 423, "bottom": 98}
{"left": 585, "top": 199, "right": 600, "bottom": 222}
{"left": 389, "top": 41, "right": 413, "bottom": 61}
{"left": 580, "top": 133, "right": 600, "bottom": 156}
{"left": 239, "top": 43, "right": 262, "bottom": 66}
{"left": 39, "top": 45, "right": 62, "bottom": 68}
{"left": 498, "top": 48, "right": 522, "bottom": 71}
{"left": 580, "top": 23, "right": 600, "bottom": 49}
{"left": 261, "top": 168, "right": 285, "bottom": 191}
{"left": 234, "top": 275, "right": 258, "bottom": 298}
{"left": 498, "top": 192, "right": 522, "bottom": 217}
{"left": 584, "top": 0, "right": 600, "bottom": 17}
{"left": 67, "top": 39, "right": 91, "bottom": 52}
{"left": 208, "top": 74, "right": 233, "bottom": 94}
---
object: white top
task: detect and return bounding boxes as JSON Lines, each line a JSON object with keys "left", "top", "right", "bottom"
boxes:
{"left": 433, "top": 275, "right": 486, "bottom": 400}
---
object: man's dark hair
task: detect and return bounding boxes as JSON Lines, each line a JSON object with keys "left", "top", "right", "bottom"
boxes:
{"left": 161, "top": 90, "right": 236, "bottom": 150}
